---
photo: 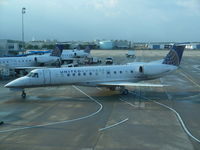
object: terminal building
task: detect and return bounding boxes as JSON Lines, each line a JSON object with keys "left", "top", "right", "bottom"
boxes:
{"left": 0, "top": 39, "right": 24, "bottom": 56}
{"left": 147, "top": 42, "right": 200, "bottom": 50}
{"left": 99, "top": 40, "right": 131, "bottom": 49}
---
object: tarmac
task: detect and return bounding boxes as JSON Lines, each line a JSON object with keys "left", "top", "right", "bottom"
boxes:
{"left": 0, "top": 50, "right": 200, "bottom": 150}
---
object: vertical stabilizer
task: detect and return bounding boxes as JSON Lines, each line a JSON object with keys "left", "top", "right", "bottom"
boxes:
{"left": 50, "top": 44, "right": 64, "bottom": 57}
{"left": 84, "top": 46, "right": 91, "bottom": 54}
{"left": 162, "top": 45, "right": 185, "bottom": 66}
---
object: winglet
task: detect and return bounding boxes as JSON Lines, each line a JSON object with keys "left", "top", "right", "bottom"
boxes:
{"left": 50, "top": 44, "right": 64, "bottom": 57}
{"left": 162, "top": 44, "right": 185, "bottom": 66}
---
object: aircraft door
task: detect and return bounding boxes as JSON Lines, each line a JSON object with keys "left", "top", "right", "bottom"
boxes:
{"left": 43, "top": 69, "right": 51, "bottom": 85}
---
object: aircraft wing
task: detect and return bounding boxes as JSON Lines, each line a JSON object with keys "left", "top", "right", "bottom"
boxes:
{"left": 97, "top": 82, "right": 167, "bottom": 87}
{"left": 14, "top": 66, "right": 47, "bottom": 69}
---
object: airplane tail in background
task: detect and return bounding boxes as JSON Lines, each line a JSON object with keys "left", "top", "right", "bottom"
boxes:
{"left": 162, "top": 45, "right": 185, "bottom": 66}
{"left": 84, "top": 46, "right": 91, "bottom": 54}
{"left": 50, "top": 44, "right": 64, "bottom": 57}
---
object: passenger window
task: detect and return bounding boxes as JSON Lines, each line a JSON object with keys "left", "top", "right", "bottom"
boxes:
{"left": 114, "top": 71, "right": 116, "bottom": 74}
{"left": 83, "top": 73, "right": 86, "bottom": 76}
{"left": 89, "top": 72, "right": 92, "bottom": 75}
{"left": 120, "top": 71, "right": 122, "bottom": 74}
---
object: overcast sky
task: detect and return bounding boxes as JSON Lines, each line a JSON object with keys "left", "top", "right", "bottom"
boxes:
{"left": 0, "top": 0, "right": 200, "bottom": 42}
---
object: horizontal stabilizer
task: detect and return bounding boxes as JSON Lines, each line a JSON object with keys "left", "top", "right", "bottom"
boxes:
{"left": 97, "top": 82, "right": 167, "bottom": 87}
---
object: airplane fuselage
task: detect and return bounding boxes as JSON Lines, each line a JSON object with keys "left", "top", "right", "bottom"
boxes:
{"left": 61, "top": 50, "right": 89, "bottom": 61}
{"left": 0, "top": 55, "right": 60, "bottom": 69}
{"left": 5, "top": 63, "right": 177, "bottom": 89}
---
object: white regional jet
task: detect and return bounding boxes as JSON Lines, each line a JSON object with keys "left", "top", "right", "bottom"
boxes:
{"left": 5, "top": 45, "right": 185, "bottom": 98}
{"left": 0, "top": 45, "right": 63, "bottom": 75}
{"left": 61, "top": 47, "right": 91, "bottom": 63}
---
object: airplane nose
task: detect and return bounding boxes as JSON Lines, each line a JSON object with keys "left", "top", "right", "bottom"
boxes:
{"left": 4, "top": 78, "right": 25, "bottom": 88}
{"left": 4, "top": 80, "right": 18, "bottom": 88}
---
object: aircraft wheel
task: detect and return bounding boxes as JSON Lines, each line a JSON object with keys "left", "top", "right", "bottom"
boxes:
{"left": 109, "top": 87, "right": 116, "bottom": 91}
{"left": 21, "top": 91, "right": 26, "bottom": 99}
{"left": 122, "top": 89, "right": 129, "bottom": 95}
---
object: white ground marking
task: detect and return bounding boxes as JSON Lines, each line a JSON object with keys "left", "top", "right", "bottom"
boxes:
{"left": 96, "top": 87, "right": 103, "bottom": 91}
{"left": 179, "top": 71, "right": 200, "bottom": 89}
{"left": 0, "top": 86, "right": 103, "bottom": 133}
{"left": 99, "top": 118, "right": 128, "bottom": 131}
{"left": 119, "top": 98, "right": 138, "bottom": 107}
{"left": 159, "top": 78, "right": 172, "bottom": 100}
{"left": 193, "top": 65, "right": 200, "bottom": 71}
{"left": 142, "top": 96, "right": 200, "bottom": 143}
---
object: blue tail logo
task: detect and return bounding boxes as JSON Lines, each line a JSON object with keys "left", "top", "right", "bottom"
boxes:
{"left": 84, "top": 46, "right": 91, "bottom": 54}
{"left": 162, "top": 45, "right": 185, "bottom": 66}
{"left": 50, "top": 44, "right": 64, "bottom": 57}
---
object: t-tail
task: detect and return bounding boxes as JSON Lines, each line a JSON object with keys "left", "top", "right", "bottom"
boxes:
{"left": 162, "top": 45, "right": 185, "bottom": 66}
{"left": 84, "top": 46, "right": 91, "bottom": 54}
{"left": 50, "top": 44, "right": 64, "bottom": 57}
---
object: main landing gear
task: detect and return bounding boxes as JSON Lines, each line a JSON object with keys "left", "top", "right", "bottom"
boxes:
{"left": 108, "top": 87, "right": 129, "bottom": 95}
{"left": 120, "top": 88, "right": 129, "bottom": 95}
{"left": 21, "top": 90, "right": 26, "bottom": 99}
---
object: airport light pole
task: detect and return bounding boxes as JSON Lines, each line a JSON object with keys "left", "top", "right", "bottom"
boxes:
{"left": 22, "top": 7, "right": 26, "bottom": 51}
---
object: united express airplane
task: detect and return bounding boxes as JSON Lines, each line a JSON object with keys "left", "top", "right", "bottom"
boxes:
{"left": 0, "top": 45, "right": 63, "bottom": 70}
{"left": 5, "top": 45, "right": 185, "bottom": 98}
{"left": 61, "top": 46, "right": 91, "bottom": 63}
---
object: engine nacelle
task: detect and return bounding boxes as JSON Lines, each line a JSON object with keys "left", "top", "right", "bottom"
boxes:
{"left": 138, "top": 64, "right": 177, "bottom": 76}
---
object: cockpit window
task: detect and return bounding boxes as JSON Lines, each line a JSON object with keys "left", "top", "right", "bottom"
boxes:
{"left": 27, "top": 72, "right": 39, "bottom": 78}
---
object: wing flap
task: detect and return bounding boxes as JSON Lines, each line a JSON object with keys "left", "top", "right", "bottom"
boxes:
{"left": 97, "top": 82, "right": 167, "bottom": 87}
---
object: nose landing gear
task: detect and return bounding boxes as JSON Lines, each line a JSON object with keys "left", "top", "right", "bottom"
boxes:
{"left": 21, "top": 90, "right": 26, "bottom": 99}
